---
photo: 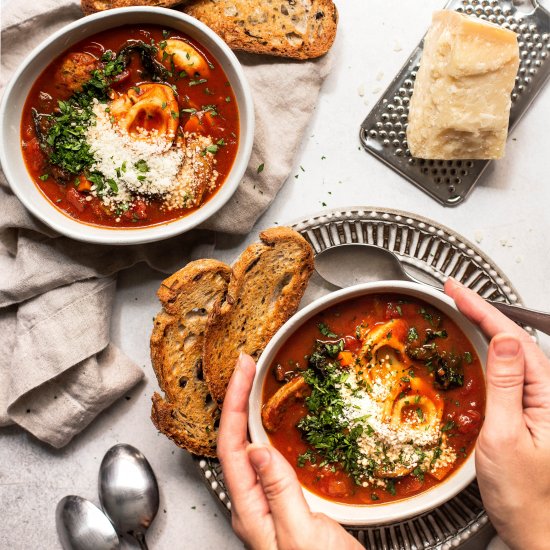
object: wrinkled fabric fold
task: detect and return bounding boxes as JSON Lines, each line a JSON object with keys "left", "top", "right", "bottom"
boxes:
{"left": 0, "top": 0, "right": 332, "bottom": 446}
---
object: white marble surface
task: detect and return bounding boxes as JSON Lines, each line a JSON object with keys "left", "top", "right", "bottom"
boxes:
{"left": 1, "top": 0, "right": 549, "bottom": 548}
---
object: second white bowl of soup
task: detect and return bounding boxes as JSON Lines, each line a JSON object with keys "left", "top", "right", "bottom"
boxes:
{"left": 249, "top": 281, "right": 488, "bottom": 526}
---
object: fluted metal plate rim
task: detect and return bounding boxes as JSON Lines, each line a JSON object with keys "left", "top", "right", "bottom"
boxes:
{"left": 194, "top": 206, "right": 530, "bottom": 549}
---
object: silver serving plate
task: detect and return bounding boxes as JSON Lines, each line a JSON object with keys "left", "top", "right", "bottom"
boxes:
{"left": 195, "top": 206, "right": 530, "bottom": 549}
{"left": 360, "top": 0, "right": 550, "bottom": 206}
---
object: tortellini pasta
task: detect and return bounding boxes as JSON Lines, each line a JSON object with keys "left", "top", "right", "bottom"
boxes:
{"left": 356, "top": 319, "right": 444, "bottom": 430}
{"left": 109, "top": 83, "right": 179, "bottom": 140}
{"left": 157, "top": 39, "right": 211, "bottom": 78}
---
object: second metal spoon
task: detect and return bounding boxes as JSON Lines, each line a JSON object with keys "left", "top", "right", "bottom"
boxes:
{"left": 98, "top": 444, "right": 159, "bottom": 550}
{"left": 315, "top": 244, "right": 550, "bottom": 335}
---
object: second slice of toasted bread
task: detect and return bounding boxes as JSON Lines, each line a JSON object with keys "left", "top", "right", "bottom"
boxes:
{"left": 183, "top": 0, "right": 338, "bottom": 59}
{"left": 150, "top": 259, "right": 231, "bottom": 457}
{"left": 203, "top": 227, "right": 314, "bottom": 405}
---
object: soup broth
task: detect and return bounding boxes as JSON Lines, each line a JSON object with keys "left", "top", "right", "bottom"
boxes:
{"left": 21, "top": 24, "right": 239, "bottom": 228}
{"left": 262, "top": 294, "right": 485, "bottom": 505}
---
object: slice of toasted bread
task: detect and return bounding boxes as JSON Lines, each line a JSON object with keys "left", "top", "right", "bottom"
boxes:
{"left": 81, "top": 0, "right": 186, "bottom": 15}
{"left": 203, "top": 227, "right": 314, "bottom": 405}
{"left": 150, "top": 259, "right": 231, "bottom": 457}
{"left": 182, "top": 0, "right": 338, "bottom": 60}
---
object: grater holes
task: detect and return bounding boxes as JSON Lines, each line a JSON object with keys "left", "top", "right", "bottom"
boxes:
{"left": 512, "top": 16, "right": 546, "bottom": 101}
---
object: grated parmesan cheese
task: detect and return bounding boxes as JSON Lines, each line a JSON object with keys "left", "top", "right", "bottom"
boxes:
{"left": 83, "top": 100, "right": 219, "bottom": 211}
{"left": 340, "top": 368, "right": 456, "bottom": 483}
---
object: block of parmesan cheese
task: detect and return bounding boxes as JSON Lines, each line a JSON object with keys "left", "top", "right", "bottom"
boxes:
{"left": 407, "top": 10, "right": 519, "bottom": 160}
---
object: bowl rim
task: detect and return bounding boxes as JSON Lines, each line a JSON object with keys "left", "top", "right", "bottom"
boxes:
{"left": 248, "top": 280, "right": 488, "bottom": 526}
{"left": 0, "top": 6, "right": 255, "bottom": 245}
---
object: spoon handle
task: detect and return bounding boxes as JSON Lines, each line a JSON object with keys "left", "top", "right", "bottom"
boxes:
{"left": 405, "top": 272, "right": 550, "bottom": 335}
{"left": 133, "top": 532, "right": 149, "bottom": 550}
{"left": 486, "top": 300, "right": 550, "bottom": 335}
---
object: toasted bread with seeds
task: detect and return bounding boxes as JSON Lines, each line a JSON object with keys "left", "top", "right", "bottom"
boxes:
{"left": 81, "top": 0, "right": 186, "bottom": 15}
{"left": 203, "top": 227, "right": 314, "bottom": 405}
{"left": 150, "top": 259, "right": 231, "bottom": 457}
{"left": 182, "top": 0, "right": 338, "bottom": 60}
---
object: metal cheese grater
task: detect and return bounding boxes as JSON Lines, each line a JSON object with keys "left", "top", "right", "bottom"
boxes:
{"left": 359, "top": 0, "right": 550, "bottom": 206}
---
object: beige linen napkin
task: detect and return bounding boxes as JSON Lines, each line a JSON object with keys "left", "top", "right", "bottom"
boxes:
{"left": 0, "top": 1, "right": 332, "bottom": 447}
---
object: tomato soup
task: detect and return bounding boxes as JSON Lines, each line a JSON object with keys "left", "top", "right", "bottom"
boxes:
{"left": 262, "top": 294, "right": 485, "bottom": 505}
{"left": 21, "top": 24, "right": 239, "bottom": 228}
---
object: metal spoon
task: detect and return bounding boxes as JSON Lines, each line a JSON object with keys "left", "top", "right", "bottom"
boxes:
{"left": 315, "top": 244, "right": 550, "bottom": 335}
{"left": 56, "top": 495, "right": 120, "bottom": 550}
{"left": 98, "top": 444, "right": 159, "bottom": 550}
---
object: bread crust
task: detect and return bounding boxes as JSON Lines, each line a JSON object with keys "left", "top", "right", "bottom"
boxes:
{"left": 203, "top": 227, "right": 314, "bottom": 405}
{"left": 182, "top": 0, "right": 338, "bottom": 59}
{"left": 81, "top": 0, "right": 186, "bottom": 15}
{"left": 150, "top": 259, "right": 231, "bottom": 457}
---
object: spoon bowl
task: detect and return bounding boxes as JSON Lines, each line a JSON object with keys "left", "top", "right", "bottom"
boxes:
{"left": 98, "top": 444, "right": 159, "bottom": 550}
{"left": 315, "top": 244, "right": 410, "bottom": 287}
{"left": 315, "top": 243, "right": 550, "bottom": 335}
{"left": 56, "top": 495, "right": 120, "bottom": 550}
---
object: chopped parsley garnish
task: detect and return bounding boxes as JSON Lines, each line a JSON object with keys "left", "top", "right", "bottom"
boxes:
{"left": 317, "top": 322, "right": 338, "bottom": 338}
{"left": 425, "top": 328, "right": 448, "bottom": 341}
{"left": 322, "top": 339, "right": 345, "bottom": 358}
{"left": 134, "top": 159, "right": 149, "bottom": 173}
{"left": 39, "top": 174, "right": 49, "bottom": 181}
{"left": 441, "top": 420, "right": 455, "bottom": 432}
{"left": 106, "top": 178, "right": 118, "bottom": 193}
{"left": 202, "top": 104, "right": 219, "bottom": 116}
{"left": 37, "top": 50, "right": 125, "bottom": 179}
{"left": 189, "top": 78, "right": 208, "bottom": 86}
{"left": 257, "top": 163, "right": 265, "bottom": 174}
{"left": 463, "top": 351, "right": 473, "bottom": 364}
{"left": 297, "top": 351, "right": 365, "bottom": 484}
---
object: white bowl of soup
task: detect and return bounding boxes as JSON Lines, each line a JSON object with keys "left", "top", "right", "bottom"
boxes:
{"left": 249, "top": 281, "right": 488, "bottom": 526}
{"left": 0, "top": 7, "right": 254, "bottom": 244}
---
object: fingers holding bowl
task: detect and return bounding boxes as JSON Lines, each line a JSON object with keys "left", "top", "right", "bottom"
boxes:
{"left": 218, "top": 353, "right": 273, "bottom": 544}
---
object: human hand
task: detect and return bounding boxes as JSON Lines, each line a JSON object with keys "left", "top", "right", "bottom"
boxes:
{"left": 217, "top": 353, "right": 363, "bottom": 550}
{"left": 445, "top": 278, "right": 550, "bottom": 550}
